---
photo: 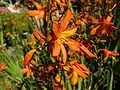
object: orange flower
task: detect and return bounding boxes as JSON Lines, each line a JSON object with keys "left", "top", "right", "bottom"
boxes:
{"left": 0, "top": 62, "right": 7, "bottom": 71}
{"left": 27, "top": 1, "right": 45, "bottom": 19}
{"left": 63, "top": 60, "right": 90, "bottom": 85}
{"left": 3, "top": 22, "right": 8, "bottom": 25}
{"left": 31, "top": 9, "right": 95, "bottom": 63}
{"left": 98, "top": 49, "right": 119, "bottom": 60}
{"left": 48, "top": 9, "right": 80, "bottom": 63}
{"left": 21, "top": 65, "right": 34, "bottom": 78}
{"left": 91, "top": 15, "right": 117, "bottom": 37}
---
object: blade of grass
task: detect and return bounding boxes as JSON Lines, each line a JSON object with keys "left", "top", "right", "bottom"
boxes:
{"left": 108, "top": 71, "right": 113, "bottom": 90}
{"left": 64, "top": 71, "right": 72, "bottom": 90}
{"left": 78, "top": 77, "right": 83, "bottom": 90}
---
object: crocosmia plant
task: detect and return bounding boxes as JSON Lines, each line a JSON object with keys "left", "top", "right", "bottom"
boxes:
{"left": 0, "top": 0, "right": 120, "bottom": 90}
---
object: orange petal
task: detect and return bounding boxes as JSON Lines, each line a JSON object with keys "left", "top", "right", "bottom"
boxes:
{"left": 98, "top": 0, "right": 102, "bottom": 4}
{"left": 61, "top": 0, "right": 68, "bottom": 3}
{"left": 53, "top": 21, "right": 59, "bottom": 36}
{"left": 80, "top": 0, "right": 85, "bottom": 3}
{"left": 76, "top": 20, "right": 81, "bottom": 24}
{"left": 55, "top": 74, "right": 61, "bottom": 82}
{"left": 59, "top": 3, "right": 67, "bottom": 6}
{"left": 37, "top": 10, "right": 45, "bottom": 19}
{"left": 27, "top": 69, "right": 33, "bottom": 78}
{"left": 55, "top": 0, "right": 61, "bottom": 4}
{"left": 66, "top": 73, "right": 73, "bottom": 79}
{"left": 53, "top": 40, "right": 61, "bottom": 56}
{"left": 33, "top": 30, "right": 46, "bottom": 40}
{"left": 106, "top": 15, "right": 113, "bottom": 22}
{"left": 27, "top": 9, "right": 44, "bottom": 19}
{"left": 80, "top": 44, "right": 95, "bottom": 58}
{"left": 63, "top": 65, "right": 71, "bottom": 72}
{"left": 91, "top": 25, "right": 100, "bottom": 35}
{"left": 27, "top": 10, "right": 40, "bottom": 16}
{"left": 0, "top": 63, "right": 7, "bottom": 71}
{"left": 71, "top": 72, "right": 78, "bottom": 85}
{"left": 64, "top": 38, "right": 80, "bottom": 51}
{"left": 20, "top": 67, "right": 28, "bottom": 74}
{"left": 47, "top": 34, "right": 52, "bottom": 42}
{"left": 81, "top": 18, "right": 88, "bottom": 24}
{"left": 32, "top": 1, "right": 43, "bottom": 9}
{"left": 60, "top": 9, "right": 73, "bottom": 32}
{"left": 55, "top": 74, "right": 64, "bottom": 85}
{"left": 62, "top": 88, "right": 67, "bottom": 90}
{"left": 33, "top": 30, "right": 41, "bottom": 40}
{"left": 109, "top": 51, "right": 119, "bottom": 56}
{"left": 76, "top": 63, "right": 90, "bottom": 74}
{"left": 72, "top": 65, "right": 88, "bottom": 78}
{"left": 59, "top": 43, "right": 67, "bottom": 63}
{"left": 55, "top": 0, "right": 66, "bottom": 6}
{"left": 100, "top": 40, "right": 107, "bottom": 43}
{"left": 98, "top": 49, "right": 119, "bottom": 60}
{"left": 48, "top": 66, "right": 54, "bottom": 71}
{"left": 69, "top": 60, "right": 78, "bottom": 65}
{"left": 23, "top": 49, "right": 36, "bottom": 66}
{"left": 59, "top": 27, "right": 77, "bottom": 38}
